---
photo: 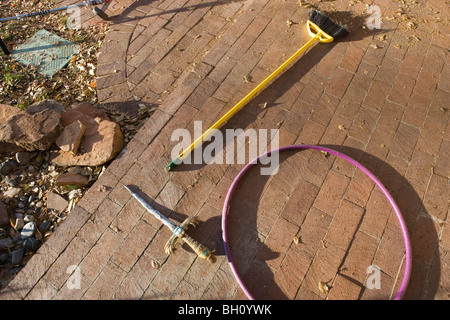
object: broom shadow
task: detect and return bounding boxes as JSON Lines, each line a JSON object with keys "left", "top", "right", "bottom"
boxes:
{"left": 170, "top": 39, "right": 339, "bottom": 173}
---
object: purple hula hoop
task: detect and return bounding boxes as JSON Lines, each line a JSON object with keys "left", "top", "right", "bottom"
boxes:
{"left": 221, "top": 144, "right": 412, "bottom": 300}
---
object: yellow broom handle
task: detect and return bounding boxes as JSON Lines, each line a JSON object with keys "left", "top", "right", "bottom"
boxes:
{"left": 166, "top": 34, "right": 320, "bottom": 170}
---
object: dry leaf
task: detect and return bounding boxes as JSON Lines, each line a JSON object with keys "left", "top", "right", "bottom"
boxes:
{"left": 259, "top": 102, "right": 268, "bottom": 109}
{"left": 151, "top": 259, "right": 160, "bottom": 270}
{"left": 376, "top": 34, "right": 387, "bottom": 42}
{"left": 406, "top": 21, "right": 416, "bottom": 30}
{"left": 321, "top": 151, "right": 330, "bottom": 159}
{"left": 293, "top": 236, "right": 300, "bottom": 245}
{"left": 318, "top": 281, "right": 329, "bottom": 295}
{"left": 338, "top": 124, "right": 346, "bottom": 130}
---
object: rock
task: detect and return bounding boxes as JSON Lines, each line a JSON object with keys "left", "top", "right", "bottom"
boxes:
{"left": 0, "top": 103, "right": 63, "bottom": 152}
{"left": 38, "top": 219, "right": 51, "bottom": 233}
{"left": 23, "top": 237, "right": 40, "bottom": 252}
{"left": 0, "top": 104, "right": 25, "bottom": 154}
{"left": 0, "top": 238, "right": 13, "bottom": 249}
{"left": 50, "top": 103, "right": 125, "bottom": 166}
{"left": 0, "top": 201, "right": 9, "bottom": 227}
{"left": 15, "top": 151, "right": 37, "bottom": 165}
{"left": 21, "top": 221, "right": 37, "bottom": 239}
{"left": 0, "top": 253, "right": 8, "bottom": 263}
{"left": 0, "top": 158, "right": 19, "bottom": 176}
{"left": 9, "top": 266, "right": 23, "bottom": 274}
{"left": 25, "top": 99, "right": 64, "bottom": 115}
{"left": 11, "top": 248, "right": 24, "bottom": 265}
{"left": 3, "top": 187, "right": 21, "bottom": 198}
{"left": 14, "top": 218, "right": 24, "bottom": 230}
{"left": 14, "top": 213, "right": 24, "bottom": 220}
{"left": 24, "top": 214, "right": 35, "bottom": 223}
{"left": 46, "top": 192, "right": 68, "bottom": 214}
{"left": 55, "top": 120, "right": 86, "bottom": 154}
{"left": 5, "top": 176, "right": 19, "bottom": 186}
{"left": 55, "top": 173, "right": 89, "bottom": 187}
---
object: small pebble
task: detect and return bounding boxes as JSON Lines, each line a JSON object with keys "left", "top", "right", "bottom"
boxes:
{"left": 38, "top": 220, "right": 51, "bottom": 233}
{"left": 15, "top": 151, "right": 36, "bottom": 165}
{"left": 14, "top": 213, "right": 24, "bottom": 219}
{"left": 4, "top": 176, "right": 18, "bottom": 187}
{"left": 14, "top": 218, "right": 24, "bottom": 230}
{"left": 24, "top": 214, "right": 35, "bottom": 223}
{"left": 0, "top": 253, "right": 8, "bottom": 264}
{"left": 9, "top": 266, "right": 22, "bottom": 274}
{"left": 27, "top": 195, "right": 35, "bottom": 204}
{"left": 11, "top": 248, "right": 24, "bottom": 265}
{"left": 3, "top": 187, "right": 21, "bottom": 198}
{"left": 23, "top": 237, "right": 40, "bottom": 252}
{"left": 0, "top": 238, "right": 13, "bottom": 249}
{"left": 21, "top": 221, "right": 37, "bottom": 239}
{"left": 0, "top": 159, "right": 19, "bottom": 176}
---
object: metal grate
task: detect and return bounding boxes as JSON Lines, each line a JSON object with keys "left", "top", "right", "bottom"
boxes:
{"left": 12, "top": 30, "right": 80, "bottom": 77}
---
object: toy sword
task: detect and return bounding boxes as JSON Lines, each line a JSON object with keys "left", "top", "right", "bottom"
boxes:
{"left": 124, "top": 185, "right": 216, "bottom": 263}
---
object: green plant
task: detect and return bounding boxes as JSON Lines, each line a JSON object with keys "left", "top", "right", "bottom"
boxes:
{"left": 2, "top": 66, "right": 22, "bottom": 91}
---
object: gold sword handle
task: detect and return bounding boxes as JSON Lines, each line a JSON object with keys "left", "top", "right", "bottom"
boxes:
{"left": 180, "top": 234, "right": 216, "bottom": 263}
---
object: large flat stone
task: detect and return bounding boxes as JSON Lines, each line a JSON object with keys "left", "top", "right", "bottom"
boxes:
{"left": 50, "top": 103, "right": 125, "bottom": 166}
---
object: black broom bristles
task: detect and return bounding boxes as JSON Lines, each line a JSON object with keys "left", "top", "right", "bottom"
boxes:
{"left": 309, "top": 9, "right": 349, "bottom": 40}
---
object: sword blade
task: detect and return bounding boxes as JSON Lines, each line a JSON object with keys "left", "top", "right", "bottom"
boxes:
{"left": 124, "top": 185, "right": 178, "bottom": 234}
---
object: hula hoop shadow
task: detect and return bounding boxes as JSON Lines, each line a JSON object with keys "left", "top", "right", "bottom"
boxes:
{"left": 221, "top": 145, "right": 440, "bottom": 300}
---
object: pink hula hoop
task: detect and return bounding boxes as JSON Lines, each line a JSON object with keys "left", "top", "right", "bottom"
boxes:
{"left": 221, "top": 144, "right": 412, "bottom": 300}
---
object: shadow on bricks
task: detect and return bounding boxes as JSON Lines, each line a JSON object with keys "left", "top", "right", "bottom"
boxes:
{"left": 170, "top": 41, "right": 340, "bottom": 174}
{"left": 326, "top": 10, "right": 389, "bottom": 43}
{"left": 109, "top": 0, "right": 246, "bottom": 25}
{"left": 328, "top": 145, "right": 440, "bottom": 300}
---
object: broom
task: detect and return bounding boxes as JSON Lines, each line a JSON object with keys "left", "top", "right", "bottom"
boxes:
{"left": 165, "top": 9, "right": 349, "bottom": 171}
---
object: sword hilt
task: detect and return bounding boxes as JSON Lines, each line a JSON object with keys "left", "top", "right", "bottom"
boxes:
{"left": 180, "top": 234, "right": 216, "bottom": 263}
{"left": 124, "top": 185, "right": 216, "bottom": 263}
{"left": 164, "top": 216, "right": 216, "bottom": 263}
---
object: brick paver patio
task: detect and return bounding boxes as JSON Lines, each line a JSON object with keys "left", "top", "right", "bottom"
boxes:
{"left": 0, "top": 0, "right": 448, "bottom": 300}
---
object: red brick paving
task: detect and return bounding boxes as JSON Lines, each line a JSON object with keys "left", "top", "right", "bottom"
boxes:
{"left": 1, "top": 0, "right": 449, "bottom": 300}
